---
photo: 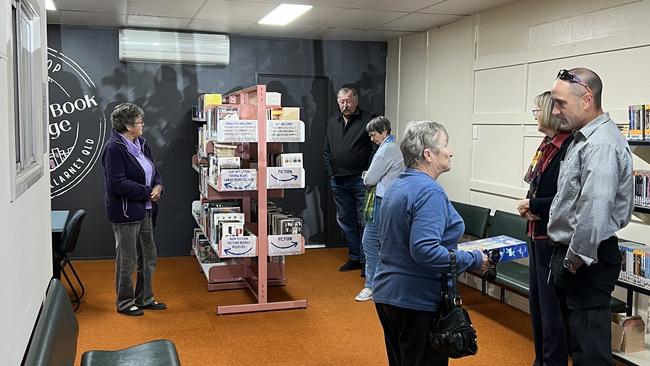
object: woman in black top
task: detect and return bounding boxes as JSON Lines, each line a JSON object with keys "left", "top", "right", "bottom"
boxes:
{"left": 517, "top": 91, "right": 573, "bottom": 366}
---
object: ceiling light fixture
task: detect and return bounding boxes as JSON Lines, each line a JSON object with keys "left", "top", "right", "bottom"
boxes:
{"left": 45, "top": 0, "right": 57, "bottom": 11}
{"left": 258, "top": 4, "right": 313, "bottom": 26}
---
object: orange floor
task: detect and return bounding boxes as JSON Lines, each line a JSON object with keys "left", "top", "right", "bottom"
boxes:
{"left": 69, "top": 247, "right": 569, "bottom": 365}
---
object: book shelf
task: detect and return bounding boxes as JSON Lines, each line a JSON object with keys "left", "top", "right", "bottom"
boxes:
{"left": 192, "top": 85, "right": 307, "bottom": 315}
{"left": 614, "top": 139, "right": 650, "bottom": 365}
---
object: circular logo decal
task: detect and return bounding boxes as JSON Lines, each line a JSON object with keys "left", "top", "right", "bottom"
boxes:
{"left": 47, "top": 48, "right": 106, "bottom": 198}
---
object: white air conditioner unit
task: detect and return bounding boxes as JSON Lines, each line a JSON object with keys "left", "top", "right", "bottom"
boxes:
{"left": 119, "top": 29, "right": 230, "bottom": 65}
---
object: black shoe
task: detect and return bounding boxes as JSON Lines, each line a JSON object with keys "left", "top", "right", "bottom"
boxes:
{"left": 339, "top": 260, "right": 362, "bottom": 272}
{"left": 140, "top": 301, "right": 166, "bottom": 310}
{"left": 118, "top": 305, "right": 144, "bottom": 316}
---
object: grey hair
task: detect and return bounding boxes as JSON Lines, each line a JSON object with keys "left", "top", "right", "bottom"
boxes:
{"left": 111, "top": 103, "right": 145, "bottom": 133}
{"left": 366, "top": 116, "right": 391, "bottom": 134}
{"left": 400, "top": 121, "right": 448, "bottom": 168}
{"left": 337, "top": 87, "right": 358, "bottom": 101}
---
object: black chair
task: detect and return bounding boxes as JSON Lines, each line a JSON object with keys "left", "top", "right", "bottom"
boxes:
{"left": 81, "top": 340, "right": 181, "bottom": 366}
{"left": 23, "top": 279, "right": 78, "bottom": 366}
{"left": 23, "top": 279, "right": 182, "bottom": 366}
{"left": 54, "top": 209, "right": 87, "bottom": 311}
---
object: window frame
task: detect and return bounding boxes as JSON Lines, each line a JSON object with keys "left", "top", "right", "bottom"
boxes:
{"left": 8, "top": 0, "right": 44, "bottom": 202}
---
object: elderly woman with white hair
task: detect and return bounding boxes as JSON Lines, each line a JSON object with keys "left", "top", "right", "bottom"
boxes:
{"left": 372, "top": 121, "right": 489, "bottom": 366}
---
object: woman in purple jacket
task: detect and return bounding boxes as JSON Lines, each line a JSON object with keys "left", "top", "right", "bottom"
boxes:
{"left": 102, "top": 103, "right": 165, "bottom": 316}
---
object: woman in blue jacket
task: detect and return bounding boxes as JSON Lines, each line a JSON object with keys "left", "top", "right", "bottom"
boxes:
{"left": 373, "top": 121, "right": 489, "bottom": 365}
{"left": 102, "top": 103, "right": 165, "bottom": 316}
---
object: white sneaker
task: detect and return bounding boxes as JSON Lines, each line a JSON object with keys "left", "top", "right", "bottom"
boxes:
{"left": 355, "top": 288, "right": 373, "bottom": 302}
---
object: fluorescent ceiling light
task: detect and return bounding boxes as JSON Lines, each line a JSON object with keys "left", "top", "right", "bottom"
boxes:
{"left": 258, "top": 4, "right": 312, "bottom": 26}
{"left": 46, "top": 0, "right": 57, "bottom": 11}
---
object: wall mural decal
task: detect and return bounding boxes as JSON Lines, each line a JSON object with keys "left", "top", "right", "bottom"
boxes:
{"left": 47, "top": 47, "right": 107, "bottom": 198}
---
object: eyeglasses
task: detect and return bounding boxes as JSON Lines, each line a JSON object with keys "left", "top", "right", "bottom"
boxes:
{"left": 134, "top": 117, "right": 145, "bottom": 125}
{"left": 531, "top": 109, "right": 541, "bottom": 117}
{"left": 556, "top": 69, "right": 592, "bottom": 94}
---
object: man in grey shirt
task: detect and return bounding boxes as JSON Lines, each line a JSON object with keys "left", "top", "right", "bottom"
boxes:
{"left": 548, "top": 68, "right": 633, "bottom": 365}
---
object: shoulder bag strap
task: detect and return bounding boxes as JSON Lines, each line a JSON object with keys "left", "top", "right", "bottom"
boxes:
{"left": 449, "top": 250, "right": 462, "bottom": 305}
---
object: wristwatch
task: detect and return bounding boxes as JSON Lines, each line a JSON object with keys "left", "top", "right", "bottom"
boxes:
{"left": 562, "top": 258, "right": 572, "bottom": 270}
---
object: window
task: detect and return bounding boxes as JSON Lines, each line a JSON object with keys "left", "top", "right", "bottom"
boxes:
{"left": 9, "top": 0, "right": 44, "bottom": 201}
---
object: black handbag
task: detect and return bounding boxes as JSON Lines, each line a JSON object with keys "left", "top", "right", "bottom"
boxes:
{"left": 428, "top": 250, "right": 478, "bottom": 358}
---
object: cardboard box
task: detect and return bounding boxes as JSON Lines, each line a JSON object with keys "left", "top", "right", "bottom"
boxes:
{"left": 611, "top": 314, "right": 646, "bottom": 353}
{"left": 457, "top": 235, "right": 529, "bottom": 262}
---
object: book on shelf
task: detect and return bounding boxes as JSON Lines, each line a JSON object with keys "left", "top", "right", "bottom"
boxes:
{"left": 618, "top": 241, "right": 650, "bottom": 289}
{"left": 628, "top": 104, "right": 650, "bottom": 141}
{"left": 200, "top": 93, "right": 222, "bottom": 112}
{"left": 268, "top": 106, "right": 300, "bottom": 120}
{"left": 456, "top": 235, "right": 528, "bottom": 262}
{"left": 633, "top": 170, "right": 650, "bottom": 208}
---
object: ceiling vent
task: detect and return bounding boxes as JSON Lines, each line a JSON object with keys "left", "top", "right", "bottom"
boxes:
{"left": 119, "top": 29, "right": 230, "bottom": 65}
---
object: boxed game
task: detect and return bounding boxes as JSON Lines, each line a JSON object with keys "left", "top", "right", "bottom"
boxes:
{"left": 457, "top": 235, "right": 528, "bottom": 262}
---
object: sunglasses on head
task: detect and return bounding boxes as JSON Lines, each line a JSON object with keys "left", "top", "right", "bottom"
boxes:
{"left": 556, "top": 69, "right": 592, "bottom": 94}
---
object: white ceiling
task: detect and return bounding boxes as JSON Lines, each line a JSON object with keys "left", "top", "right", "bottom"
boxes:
{"left": 46, "top": 0, "right": 517, "bottom": 41}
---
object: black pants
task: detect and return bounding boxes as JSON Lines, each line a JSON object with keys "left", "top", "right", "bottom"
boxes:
{"left": 529, "top": 238, "right": 568, "bottom": 366}
{"left": 375, "top": 303, "right": 448, "bottom": 366}
{"left": 550, "top": 236, "right": 621, "bottom": 366}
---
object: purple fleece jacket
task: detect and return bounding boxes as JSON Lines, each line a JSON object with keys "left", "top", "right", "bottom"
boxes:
{"left": 102, "top": 129, "right": 163, "bottom": 224}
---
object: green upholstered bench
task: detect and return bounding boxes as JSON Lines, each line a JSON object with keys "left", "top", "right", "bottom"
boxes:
{"left": 476, "top": 210, "right": 628, "bottom": 314}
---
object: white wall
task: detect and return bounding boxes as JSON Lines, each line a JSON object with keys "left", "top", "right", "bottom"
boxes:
{"left": 386, "top": 0, "right": 650, "bottom": 316}
{"left": 1, "top": 0, "right": 52, "bottom": 365}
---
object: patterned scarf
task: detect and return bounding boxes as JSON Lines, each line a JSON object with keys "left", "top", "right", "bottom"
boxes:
{"left": 363, "top": 186, "right": 376, "bottom": 224}
{"left": 362, "top": 134, "right": 396, "bottom": 224}
{"left": 524, "top": 132, "right": 571, "bottom": 198}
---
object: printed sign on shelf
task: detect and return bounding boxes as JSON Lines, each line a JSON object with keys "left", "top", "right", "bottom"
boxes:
{"left": 218, "top": 169, "right": 257, "bottom": 191}
{"left": 267, "top": 120, "right": 305, "bottom": 142}
{"left": 267, "top": 167, "right": 304, "bottom": 189}
{"left": 268, "top": 234, "right": 304, "bottom": 256}
{"left": 216, "top": 119, "right": 258, "bottom": 142}
{"left": 215, "top": 236, "right": 257, "bottom": 258}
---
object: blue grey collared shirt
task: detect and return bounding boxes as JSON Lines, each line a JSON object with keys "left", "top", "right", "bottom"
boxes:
{"left": 547, "top": 112, "right": 634, "bottom": 265}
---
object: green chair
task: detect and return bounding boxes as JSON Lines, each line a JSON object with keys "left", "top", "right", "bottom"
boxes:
{"left": 485, "top": 210, "right": 530, "bottom": 301}
{"left": 451, "top": 201, "right": 490, "bottom": 240}
{"left": 452, "top": 201, "right": 491, "bottom": 294}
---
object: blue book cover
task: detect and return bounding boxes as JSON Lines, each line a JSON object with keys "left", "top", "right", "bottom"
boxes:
{"left": 457, "top": 235, "right": 529, "bottom": 262}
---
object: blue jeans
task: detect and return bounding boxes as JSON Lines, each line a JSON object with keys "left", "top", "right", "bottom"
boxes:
{"left": 330, "top": 175, "right": 367, "bottom": 261}
{"left": 362, "top": 196, "right": 382, "bottom": 288}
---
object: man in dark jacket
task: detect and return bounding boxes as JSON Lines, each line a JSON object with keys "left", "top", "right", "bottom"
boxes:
{"left": 324, "top": 87, "right": 375, "bottom": 272}
{"left": 102, "top": 103, "right": 165, "bottom": 316}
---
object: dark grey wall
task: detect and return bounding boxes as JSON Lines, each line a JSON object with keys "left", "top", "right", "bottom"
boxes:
{"left": 48, "top": 25, "right": 387, "bottom": 258}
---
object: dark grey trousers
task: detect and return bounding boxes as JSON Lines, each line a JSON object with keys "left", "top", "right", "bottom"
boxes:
{"left": 112, "top": 211, "right": 157, "bottom": 311}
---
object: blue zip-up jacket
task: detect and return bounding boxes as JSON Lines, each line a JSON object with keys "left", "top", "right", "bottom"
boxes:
{"left": 102, "top": 129, "right": 163, "bottom": 224}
